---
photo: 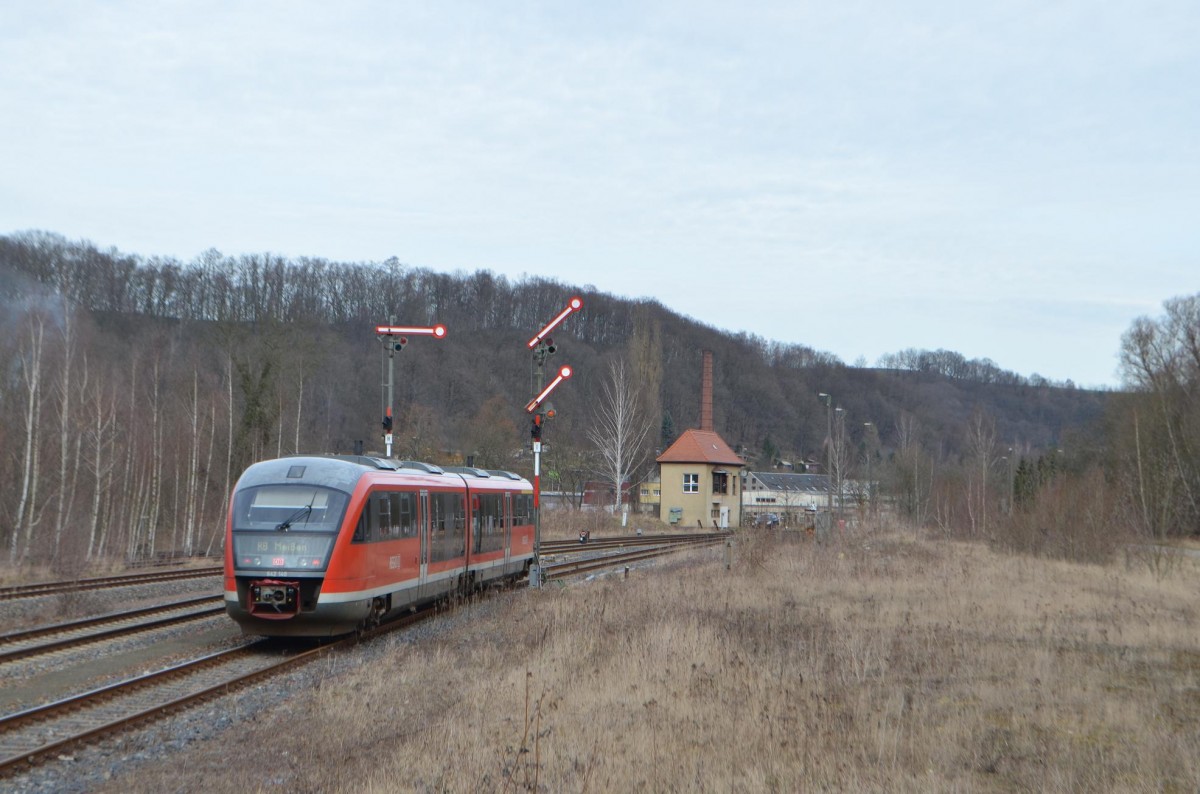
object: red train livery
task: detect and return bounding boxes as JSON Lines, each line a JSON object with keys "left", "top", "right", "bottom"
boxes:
{"left": 223, "top": 455, "right": 535, "bottom": 637}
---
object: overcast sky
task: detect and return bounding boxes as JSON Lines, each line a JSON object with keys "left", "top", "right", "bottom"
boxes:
{"left": 3, "top": 2, "right": 1196, "bottom": 388}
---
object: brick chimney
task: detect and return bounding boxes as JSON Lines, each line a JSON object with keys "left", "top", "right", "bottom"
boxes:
{"left": 700, "top": 350, "right": 714, "bottom": 432}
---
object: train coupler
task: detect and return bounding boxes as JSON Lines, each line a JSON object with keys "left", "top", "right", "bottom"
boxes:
{"left": 247, "top": 579, "right": 301, "bottom": 619}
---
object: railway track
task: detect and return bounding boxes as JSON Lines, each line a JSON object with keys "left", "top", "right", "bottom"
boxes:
{"left": 0, "top": 595, "right": 225, "bottom": 665}
{"left": 0, "top": 566, "right": 223, "bottom": 601}
{"left": 0, "top": 531, "right": 731, "bottom": 777}
{"left": 541, "top": 531, "right": 728, "bottom": 555}
{"left": 0, "top": 640, "right": 283, "bottom": 773}
{"left": 542, "top": 533, "right": 728, "bottom": 580}
{"left": 0, "top": 605, "right": 432, "bottom": 777}
{"left": 0, "top": 535, "right": 717, "bottom": 601}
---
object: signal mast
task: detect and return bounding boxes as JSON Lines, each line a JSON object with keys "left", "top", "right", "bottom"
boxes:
{"left": 375, "top": 320, "right": 447, "bottom": 458}
{"left": 526, "top": 296, "right": 582, "bottom": 586}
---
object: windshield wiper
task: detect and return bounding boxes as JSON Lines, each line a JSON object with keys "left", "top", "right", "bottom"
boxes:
{"left": 275, "top": 494, "right": 317, "bottom": 532}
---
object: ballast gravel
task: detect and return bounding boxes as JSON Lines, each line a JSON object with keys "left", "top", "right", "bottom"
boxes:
{"left": 3, "top": 592, "right": 490, "bottom": 794}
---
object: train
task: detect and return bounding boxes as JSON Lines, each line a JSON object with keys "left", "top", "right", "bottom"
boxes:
{"left": 223, "top": 454, "right": 536, "bottom": 637}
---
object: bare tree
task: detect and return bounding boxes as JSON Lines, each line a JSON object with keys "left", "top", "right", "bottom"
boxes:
{"left": 965, "top": 408, "right": 998, "bottom": 537}
{"left": 586, "top": 360, "right": 654, "bottom": 513}
{"left": 12, "top": 313, "right": 46, "bottom": 562}
{"left": 894, "top": 412, "right": 932, "bottom": 526}
{"left": 462, "top": 395, "right": 519, "bottom": 469}
{"left": 544, "top": 439, "right": 595, "bottom": 510}
{"left": 1119, "top": 294, "right": 1200, "bottom": 536}
{"left": 84, "top": 376, "right": 118, "bottom": 559}
{"left": 53, "top": 310, "right": 87, "bottom": 561}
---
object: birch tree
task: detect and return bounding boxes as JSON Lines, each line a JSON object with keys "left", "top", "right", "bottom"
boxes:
{"left": 85, "top": 377, "right": 118, "bottom": 559}
{"left": 586, "top": 360, "right": 654, "bottom": 513}
{"left": 964, "top": 408, "right": 998, "bottom": 537}
{"left": 12, "top": 314, "right": 46, "bottom": 562}
{"left": 53, "top": 310, "right": 80, "bottom": 559}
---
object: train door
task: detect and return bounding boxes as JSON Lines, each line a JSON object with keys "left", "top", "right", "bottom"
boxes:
{"left": 419, "top": 490, "right": 430, "bottom": 590}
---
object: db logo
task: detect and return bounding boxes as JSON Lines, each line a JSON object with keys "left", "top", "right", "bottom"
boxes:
{"left": 272, "top": 557, "right": 286, "bottom": 567}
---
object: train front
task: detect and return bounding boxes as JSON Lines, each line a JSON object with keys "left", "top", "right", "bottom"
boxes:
{"left": 224, "top": 457, "right": 364, "bottom": 637}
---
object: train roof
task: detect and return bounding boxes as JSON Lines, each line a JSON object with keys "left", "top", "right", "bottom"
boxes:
{"left": 235, "top": 455, "right": 531, "bottom": 492}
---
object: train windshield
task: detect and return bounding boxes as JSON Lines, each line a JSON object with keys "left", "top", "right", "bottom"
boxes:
{"left": 231, "top": 485, "right": 350, "bottom": 533}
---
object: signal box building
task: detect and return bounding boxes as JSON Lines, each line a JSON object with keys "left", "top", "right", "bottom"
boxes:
{"left": 655, "top": 350, "right": 743, "bottom": 530}
{"left": 657, "top": 429, "right": 744, "bottom": 529}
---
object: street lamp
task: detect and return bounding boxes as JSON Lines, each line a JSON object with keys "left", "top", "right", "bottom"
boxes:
{"left": 834, "top": 406, "right": 845, "bottom": 517}
{"left": 818, "top": 393, "right": 832, "bottom": 518}
{"left": 1007, "top": 447, "right": 1015, "bottom": 515}
{"left": 999, "top": 455, "right": 1007, "bottom": 517}
{"left": 863, "top": 422, "right": 874, "bottom": 521}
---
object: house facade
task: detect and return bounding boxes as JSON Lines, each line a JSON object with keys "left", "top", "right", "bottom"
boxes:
{"left": 656, "top": 429, "right": 744, "bottom": 529}
{"left": 637, "top": 475, "right": 661, "bottom": 514}
{"left": 741, "top": 471, "right": 831, "bottom": 528}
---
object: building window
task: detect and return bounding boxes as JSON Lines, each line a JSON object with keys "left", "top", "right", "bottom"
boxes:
{"left": 712, "top": 471, "right": 728, "bottom": 495}
{"left": 683, "top": 473, "right": 699, "bottom": 493}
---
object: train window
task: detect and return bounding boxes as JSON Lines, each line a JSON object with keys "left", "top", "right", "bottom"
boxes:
{"left": 374, "top": 494, "right": 392, "bottom": 540}
{"left": 474, "top": 493, "right": 504, "bottom": 554}
{"left": 427, "top": 492, "right": 465, "bottom": 563}
{"left": 512, "top": 494, "right": 532, "bottom": 525}
{"left": 395, "top": 492, "right": 417, "bottom": 537}
{"left": 430, "top": 495, "right": 444, "bottom": 534}
{"left": 233, "top": 485, "right": 349, "bottom": 533}
{"left": 450, "top": 495, "right": 465, "bottom": 531}
{"left": 352, "top": 491, "right": 420, "bottom": 543}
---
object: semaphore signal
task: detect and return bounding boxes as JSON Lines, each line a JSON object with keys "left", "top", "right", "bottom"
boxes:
{"left": 375, "top": 323, "right": 448, "bottom": 338}
{"left": 525, "top": 299, "right": 582, "bottom": 588}
{"left": 527, "top": 297, "right": 582, "bottom": 348}
{"left": 376, "top": 320, "right": 446, "bottom": 457}
{"left": 526, "top": 365, "right": 573, "bottom": 413}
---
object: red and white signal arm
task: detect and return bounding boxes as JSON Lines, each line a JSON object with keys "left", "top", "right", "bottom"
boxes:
{"left": 526, "top": 365, "right": 573, "bottom": 413}
{"left": 527, "top": 297, "right": 582, "bottom": 348}
{"left": 375, "top": 323, "right": 447, "bottom": 338}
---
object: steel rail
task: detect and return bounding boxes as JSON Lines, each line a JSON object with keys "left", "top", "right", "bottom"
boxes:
{"left": 541, "top": 531, "right": 729, "bottom": 554}
{"left": 0, "top": 532, "right": 731, "bottom": 776}
{"left": 0, "top": 596, "right": 225, "bottom": 665}
{"left": 0, "top": 566, "right": 223, "bottom": 601}
{"left": 0, "top": 604, "right": 436, "bottom": 777}
{"left": 544, "top": 535, "right": 727, "bottom": 580}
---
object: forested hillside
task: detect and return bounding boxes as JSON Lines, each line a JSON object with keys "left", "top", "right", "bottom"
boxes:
{"left": 2, "top": 230, "right": 1194, "bottom": 568}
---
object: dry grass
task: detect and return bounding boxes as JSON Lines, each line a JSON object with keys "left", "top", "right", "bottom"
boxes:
{"left": 111, "top": 528, "right": 1200, "bottom": 793}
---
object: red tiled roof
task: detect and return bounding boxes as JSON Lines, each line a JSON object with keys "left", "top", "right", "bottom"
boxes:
{"left": 656, "top": 429, "right": 744, "bottom": 466}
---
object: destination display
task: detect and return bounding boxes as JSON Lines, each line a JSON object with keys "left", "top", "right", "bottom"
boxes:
{"left": 232, "top": 534, "right": 334, "bottom": 571}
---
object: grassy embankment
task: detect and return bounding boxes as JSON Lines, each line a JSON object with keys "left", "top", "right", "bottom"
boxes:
{"left": 115, "top": 523, "right": 1200, "bottom": 792}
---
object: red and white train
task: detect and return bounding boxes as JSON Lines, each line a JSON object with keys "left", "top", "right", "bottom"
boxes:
{"left": 223, "top": 455, "right": 535, "bottom": 637}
